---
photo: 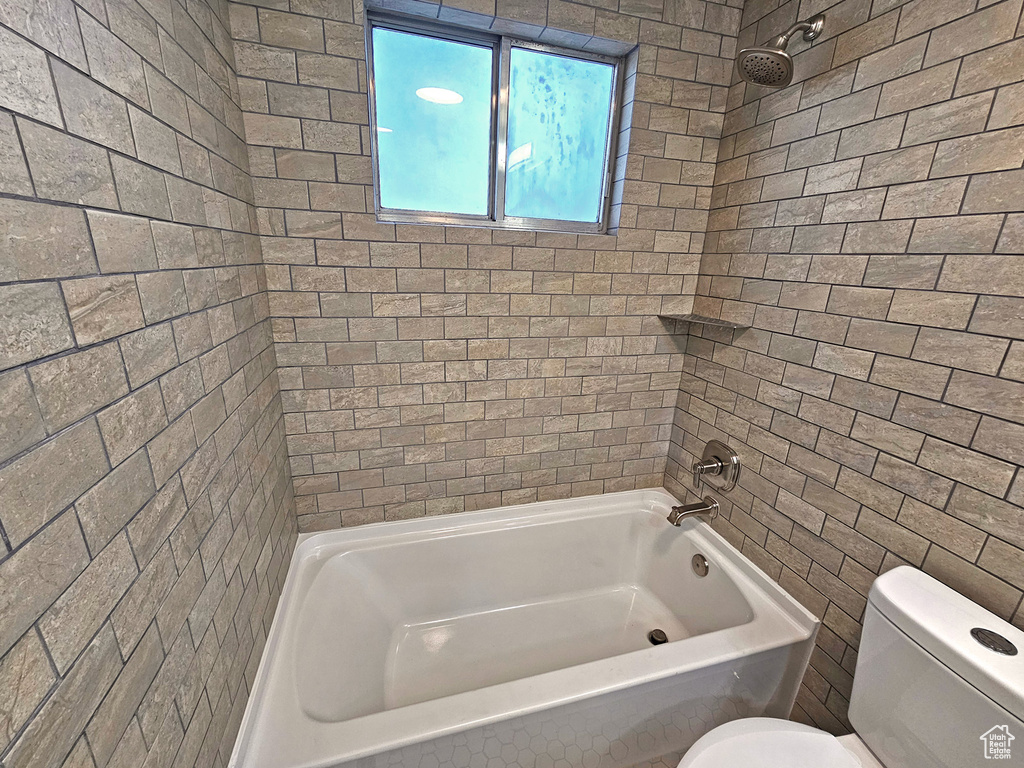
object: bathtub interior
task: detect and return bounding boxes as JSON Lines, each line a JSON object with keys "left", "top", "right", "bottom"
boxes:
{"left": 293, "top": 503, "right": 757, "bottom": 724}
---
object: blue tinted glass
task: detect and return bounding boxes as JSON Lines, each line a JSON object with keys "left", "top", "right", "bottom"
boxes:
{"left": 371, "top": 28, "right": 493, "bottom": 215}
{"left": 504, "top": 48, "right": 614, "bottom": 223}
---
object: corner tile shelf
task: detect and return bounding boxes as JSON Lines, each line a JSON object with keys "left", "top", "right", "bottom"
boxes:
{"left": 658, "top": 313, "right": 751, "bottom": 330}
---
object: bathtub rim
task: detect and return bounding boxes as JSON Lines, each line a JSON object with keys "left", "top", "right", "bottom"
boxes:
{"left": 230, "top": 487, "right": 819, "bottom": 768}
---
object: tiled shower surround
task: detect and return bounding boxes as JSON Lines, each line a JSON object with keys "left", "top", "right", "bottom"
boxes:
{"left": 0, "top": 0, "right": 296, "bottom": 765}
{"left": 234, "top": 0, "right": 740, "bottom": 530}
{"left": 664, "top": 0, "right": 1024, "bottom": 730}
{"left": 0, "top": 0, "right": 1021, "bottom": 763}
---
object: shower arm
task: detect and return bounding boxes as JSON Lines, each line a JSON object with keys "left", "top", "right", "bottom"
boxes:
{"left": 771, "top": 13, "right": 826, "bottom": 49}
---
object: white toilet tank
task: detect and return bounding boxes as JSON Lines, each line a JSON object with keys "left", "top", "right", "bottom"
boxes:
{"left": 849, "top": 567, "right": 1024, "bottom": 768}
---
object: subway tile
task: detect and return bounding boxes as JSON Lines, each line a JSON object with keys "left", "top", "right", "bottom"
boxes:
{"left": 858, "top": 144, "right": 935, "bottom": 188}
{"left": 912, "top": 328, "right": 1008, "bottom": 375}
{"left": 876, "top": 60, "right": 958, "bottom": 117}
{"left": 0, "top": 0, "right": 1016, "bottom": 741}
{"left": 987, "top": 81, "right": 1024, "bottom": 130}
{"left": 955, "top": 37, "right": 1024, "bottom": 96}
{"left": 930, "top": 126, "right": 1024, "bottom": 178}
{"left": 886, "top": 289, "right": 975, "bottom": 330}
{"left": 897, "top": 497, "right": 985, "bottom": 561}
{"left": 39, "top": 533, "right": 138, "bottom": 673}
{"left": 63, "top": 276, "right": 146, "bottom": 346}
{"left": 842, "top": 220, "right": 913, "bottom": 254}
{"left": 850, "top": 412, "right": 924, "bottom": 461}
{"left": 97, "top": 382, "right": 168, "bottom": 467}
{"left": 818, "top": 87, "right": 881, "bottom": 134}
{"left": 892, "top": 393, "right": 980, "bottom": 446}
{"left": 869, "top": 355, "right": 949, "bottom": 400}
{"left": 826, "top": 286, "right": 893, "bottom": 320}
{"left": 129, "top": 107, "right": 181, "bottom": 174}
{"left": 923, "top": 546, "right": 1022, "bottom": 620}
{"left": 78, "top": 12, "right": 149, "bottom": 108}
{"left": 0, "top": 25, "right": 62, "bottom": 125}
{"left": 84, "top": 623, "right": 163, "bottom": 766}
{"left": 0, "top": 283, "right": 74, "bottom": 371}
{"left": 977, "top": 539, "right": 1024, "bottom": 599}
{"left": 0, "top": 631, "right": 55, "bottom": 756}
{"left": 962, "top": 169, "right": 1024, "bottom": 214}
{"left": 907, "top": 215, "right": 1003, "bottom": 253}
{"left": 972, "top": 417, "right": 1024, "bottom": 466}
{"left": 821, "top": 189, "right": 885, "bottom": 223}
{"left": 832, "top": 11, "right": 897, "bottom": 68}
{"left": 855, "top": 507, "right": 929, "bottom": 565}
{"left": 137, "top": 272, "right": 188, "bottom": 324}
{"left": 0, "top": 112, "right": 31, "bottom": 196}
{"left": 945, "top": 370, "right": 1024, "bottom": 424}
{"left": 881, "top": 177, "right": 966, "bottom": 219}
{"left": 106, "top": 0, "right": 162, "bottom": 58}
{"left": 895, "top": 0, "right": 975, "bottom": 41}
{"left": 52, "top": 59, "right": 136, "bottom": 155}
{"left": 948, "top": 484, "right": 1024, "bottom": 550}
{"left": 917, "top": 436, "right": 1016, "bottom": 497}
{"left": 111, "top": 155, "right": 171, "bottom": 219}
{"left": 812, "top": 343, "right": 874, "bottom": 380}
{"left": 0, "top": 369, "right": 45, "bottom": 464}
{"left": 873, "top": 452, "right": 953, "bottom": 508}
{"left": 852, "top": 33, "right": 927, "bottom": 91}
{"left": 88, "top": 211, "right": 158, "bottom": 274}
{"left": 0, "top": 0, "right": 87, "bottom": 68}
{"left": 862, "top": 255, "right": 942, "bottom": 289}
{"left": 5, "top": 624, "right": 123, "bottom": 768}
{"left": 922, "top": 0, "right": 1023, "bottom": 67}
{"left": 901, "top": 92, "right": 993, "bottom": 147}
{"left": 259, "top": 9, "right": 325, "bottom": 52}
{"left": 268, "top": 82, "right": 330, "bottom": 120}
{"left": 804, "top": 159, "right": 862, "bottom": 195}
{"left": 969, "top": 296, "right": 1024, "bottom": 340}
{"left": 18, "top": 119, "right": 119, "bottom": 208}
{"left": 29, "top": 343, "right": 130, "bottom": 432}
{"left": 0, "top": 199, "right": 96, "bottom": 281}
{"left": 775, "top": 489, "right": 826, "bottom": 534}
{"left": 0, "top": 510, "right": 90, "bottom": 660}
{"left": 845, "top": 318, "right": 917, "bottom": 356}
{"left": 75, "top": 449, "right": 157, "bottom": 553}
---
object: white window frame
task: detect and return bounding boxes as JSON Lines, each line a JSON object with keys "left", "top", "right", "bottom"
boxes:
{"left": 365, "top": 13, "right": 624, "bottom": 234}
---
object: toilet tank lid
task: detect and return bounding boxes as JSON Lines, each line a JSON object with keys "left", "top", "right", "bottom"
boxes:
{"left": 869, "top": 567, "right": 1024, "bottom": 716}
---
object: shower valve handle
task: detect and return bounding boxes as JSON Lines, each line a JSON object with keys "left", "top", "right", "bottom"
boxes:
{"left": 692, "top": 457, "right": 724, "bottom": 487}
{"left": 690, "top": 440, "right": 741, "bottom": 492}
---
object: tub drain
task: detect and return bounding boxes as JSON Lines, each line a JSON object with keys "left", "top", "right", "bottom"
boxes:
{"left": 648, "top": 629, "right": 668, "bottom": 645}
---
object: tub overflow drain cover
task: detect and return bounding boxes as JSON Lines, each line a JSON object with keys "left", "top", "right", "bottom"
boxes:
{"left": 648, "top": 629, "right": 668, "bottom": 645}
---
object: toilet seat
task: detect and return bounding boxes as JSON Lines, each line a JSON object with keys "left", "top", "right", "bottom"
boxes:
{"left": 678, "top": 718, "right": 867, "bottom": 768}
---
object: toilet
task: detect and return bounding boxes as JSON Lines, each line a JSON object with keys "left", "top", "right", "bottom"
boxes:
{"left": 679, "top": 566, "right": 1024, "bottom": 767}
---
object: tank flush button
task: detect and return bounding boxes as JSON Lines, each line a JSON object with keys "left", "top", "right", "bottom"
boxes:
{"left": 971, "top": 627, "right": 1018, "bottom": 656}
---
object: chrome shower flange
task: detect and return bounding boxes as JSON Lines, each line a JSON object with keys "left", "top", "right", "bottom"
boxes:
{"left": 803, "top": 13, "right": 826, "bottom": 41}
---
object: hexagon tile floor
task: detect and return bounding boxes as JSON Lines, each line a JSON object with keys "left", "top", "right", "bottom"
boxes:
{"left": 355, "top": 688, "right": 752, "bottom": 768}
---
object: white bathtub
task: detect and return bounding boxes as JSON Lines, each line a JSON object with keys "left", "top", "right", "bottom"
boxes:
{"left": 230, "top": 489, "right": 818, "bottom": 768}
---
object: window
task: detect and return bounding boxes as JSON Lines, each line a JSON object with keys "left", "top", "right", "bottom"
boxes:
{"left": 366, "top": 16, "right": 622, "bottom": 233}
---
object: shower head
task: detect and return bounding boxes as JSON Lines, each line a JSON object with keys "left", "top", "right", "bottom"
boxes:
{"left": 736, "top": 47, "right": 794, "bottom": 87}
{"left": 735, "top": 13, "right": 825, "bottom": 88}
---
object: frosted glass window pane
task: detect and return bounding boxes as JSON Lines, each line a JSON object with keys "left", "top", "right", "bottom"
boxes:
{"left": 504, "top": 48, "right": 614, "bottom": 223}
{"left": 371, "top": 28, "right": 493, "bottom": 215}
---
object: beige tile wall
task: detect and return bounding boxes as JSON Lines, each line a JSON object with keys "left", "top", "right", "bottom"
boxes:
{"left": 665, "top": 0, "right": 1024, "bottom": 732}
{"left": 5, "top": 0, "right": 1024, "bottom": 757}
{"left": 229, "top": 0, "right": 744, "bottom": 531}
{"left": 0, "top": 0, "right": 296, "bottom": 765}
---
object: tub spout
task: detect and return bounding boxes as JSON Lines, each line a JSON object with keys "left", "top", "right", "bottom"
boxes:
{"left": 667, "top": 497, "right": 719, "bottom": 526}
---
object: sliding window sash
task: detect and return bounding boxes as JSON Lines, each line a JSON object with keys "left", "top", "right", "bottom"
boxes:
{"left": 365, "top": 13, "right": 623, "bottom": 234}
